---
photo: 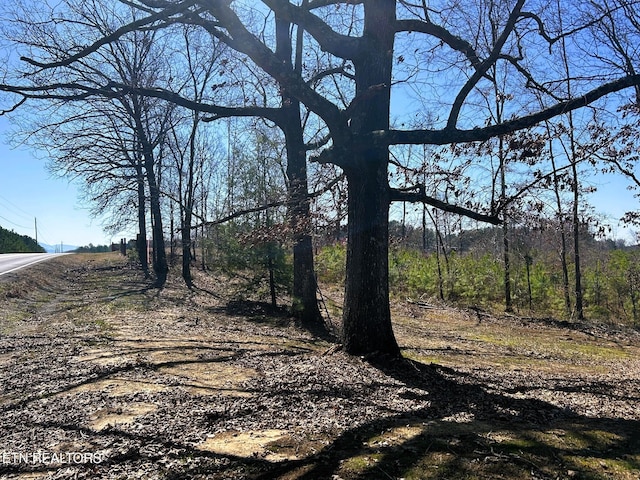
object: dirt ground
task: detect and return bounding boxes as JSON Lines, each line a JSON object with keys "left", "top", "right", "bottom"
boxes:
{"left": 0, "top": 253, "right": 639, "bottom": 479}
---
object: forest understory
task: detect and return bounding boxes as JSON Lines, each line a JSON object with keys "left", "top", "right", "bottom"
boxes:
{"left": 1, "top": 253, "right": 639, "bottom": 480}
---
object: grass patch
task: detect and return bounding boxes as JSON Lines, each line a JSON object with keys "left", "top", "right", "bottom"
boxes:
{"left": 328, "top": 419, "right": 640, "bottom": 480}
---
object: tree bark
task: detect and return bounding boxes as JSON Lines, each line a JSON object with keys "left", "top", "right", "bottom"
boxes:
{"left": 500, "top": 137, "right": 513, "bottom": 312}
{"left": 287, "top": 140, "right": 322, "bottom": 327}
{"left": 340, "top": 0, "right": 400, "bottom": 357}
{"left": 125, "top": 92, "right": 169, "bottom": 287}
{"left": 182, "top": 210, "right": 193, "bottom": 288}
{"left": 144, "top": 148, "right": 168, "bottom": 286}
{"left": 342, "top": 159, "right": 399, "bottom": 356}
{"left": 282, "top": 104, "right": 323, "bottom": 329}
{"left": 135, "top": 161, "right": 150, "bottom": 278}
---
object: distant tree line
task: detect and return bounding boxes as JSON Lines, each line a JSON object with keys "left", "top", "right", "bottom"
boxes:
{"left": 73, "top": 244, "right": 111, "bottom": 253}
{"left": 0, "top": 225, "right": 45, "bottom": 254}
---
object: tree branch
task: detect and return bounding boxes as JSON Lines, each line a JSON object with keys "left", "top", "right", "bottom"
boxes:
{"left": 395, "top": 19, "right": 481, "bottom": 68}
{"left": 193, "top": 173, "right": 345, "bottom": 230}
{"left": 19, "top": 0, "right": 199, "bottom": 71}
{"left": 191, "top": 1, "right": 348, "bottom": 138}
{"left": 261, "top": 0, "right": 362, "bottom": 60}
{"left": 307, "top": 0, "right": 364, "bottom": 8}
{"left": 390, "top": 185, "right": 501, "bottom": 225}
{"left": 447, "top": 0, "right": 526, "bottom": 129}
{"left": 0, "top": 80, "right": 287, "bottom": 123}
{"left": 305, "top": 132, "right": 331, "bottom": 151}
{"left": 0, "top": 97, "right": 27, "bottom": 115}
{"left": 377, "top": 74, "right": 640, "bottom": 145}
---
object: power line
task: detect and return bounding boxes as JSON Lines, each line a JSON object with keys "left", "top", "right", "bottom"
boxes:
{"left": 33, "top": 221, "right": 53, "bottom": 246}
{"left": 0, "top": 212, "right": 53, "bottom": 246}
{"left": 0, "top": 214, "right": 29, "bottom": 230}
{"left": 0, "top": 193, "right": 33, "bottom": 220}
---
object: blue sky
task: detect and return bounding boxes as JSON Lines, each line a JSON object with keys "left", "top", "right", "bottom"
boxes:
{"left": 0, "top": 117, "right": 116, "bottom": 248}
{"left": 579, "top": 176, "right": 637, "bottom": 242}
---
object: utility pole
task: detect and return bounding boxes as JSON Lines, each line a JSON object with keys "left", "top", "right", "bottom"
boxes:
{"left": 34, "top": 217, "right": 38, "bottom": 245}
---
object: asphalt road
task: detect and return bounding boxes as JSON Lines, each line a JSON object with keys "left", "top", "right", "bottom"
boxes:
{"left": 0, "top": 253, "right": 65, "bottom": 277}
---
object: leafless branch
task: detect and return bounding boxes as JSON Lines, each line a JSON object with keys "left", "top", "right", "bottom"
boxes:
{"left": 193, "top": 173, "right": 345, "bottom": 230}
{"left": 390, "top": 184, "right": 501, "bottom": 225}
{"left": 379, "top": 74, "right": 640, "bottom": 146}
{"left": 447, "top": 0, "right": 526, "bottom": 129}
{"left": 19, "top": 0, "right": 199, "bottom": 72}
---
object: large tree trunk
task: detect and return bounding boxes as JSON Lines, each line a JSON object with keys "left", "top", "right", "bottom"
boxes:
{"left": 342, "top": 159, "right": 399, "bottom": 356}
{"left": 135, "top": 162, "right": 150, "bottom": 278}
{"left": 340, "top": 0, "right": 400, "bottom": 357}
{"left": 283, "top": 106, "right": 323, "bottom": 329}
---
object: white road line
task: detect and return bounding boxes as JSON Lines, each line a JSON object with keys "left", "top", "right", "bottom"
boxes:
{"left": 0, "top": 255, "right": 64, "bottom": 277}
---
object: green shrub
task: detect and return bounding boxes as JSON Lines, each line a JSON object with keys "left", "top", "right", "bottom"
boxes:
{"left": 316, "top": 243, "right": 346, "bottom": 284}
{"left": 310, "top": 243, "right": 640, "bottom": 326}
{"left": 207, "top": 223, "right": 292, "bottom": 302}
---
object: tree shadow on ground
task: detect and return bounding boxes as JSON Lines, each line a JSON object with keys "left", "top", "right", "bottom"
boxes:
{"left": 3, "top": 258, "right": 638, "bottom": 479}
{"left": 224, "top": 300, "right": 291, "bottom": 325}
{"left": 213, "top": 299, "right": 337, "bottom": 342}
{"left": 252, "top": 357, "right": 640, "bottom": 479}
{"left": 1, "top": 348, "right": 639, "bottom": 479}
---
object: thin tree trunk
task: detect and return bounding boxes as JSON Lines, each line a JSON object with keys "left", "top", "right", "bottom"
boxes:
{"left": 547, "top": 131, "right": 572, "bottom": 317}
{"left": 571, "top": 158, "right": 584, "bottom": 320}
{"left": 200, "top": 168, "right": 207, "bottom": 271}
{"left": 170, "top": 201, "right": 175, "bottom": 264}
{"left": 275, "top": 14, "right": 323, "bottom": 330}
{"left": 180, "top": 121, "right": 198, "bottom": 289}
{"left": 557, "top": 3, "right": 584, "bottom": 320}
{"left": 502, "top": 219, "right": 512, "bottom": 311}
{"left": 499, "top": 135, "right": 512, "bottom": 312}
{"left": 436, "top": 236, "right": 445, "bottom": 301}
{"left": 268, "top": 248, "right": 277, "bottom": 308}
{"left": 525, "top": 254, "right": 533, "bottom": 311}
{"left": 631, "top": 279, "right": 639, "bottom": 325}
{"left": 422, "top": 204, "right": 428, "bottom": 252}
{"left": 428, "top": 208, "right": 446, "bottom": 301}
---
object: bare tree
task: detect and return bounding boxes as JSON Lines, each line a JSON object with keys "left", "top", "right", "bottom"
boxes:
{"left": 0, "top": 1, "right": 175, "bottom": 282}
{"left": 3, "top": 0, "right": 640, "bottom": 355}
{"left": 164, "top": 25, "right": 225, "bottom": 287}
